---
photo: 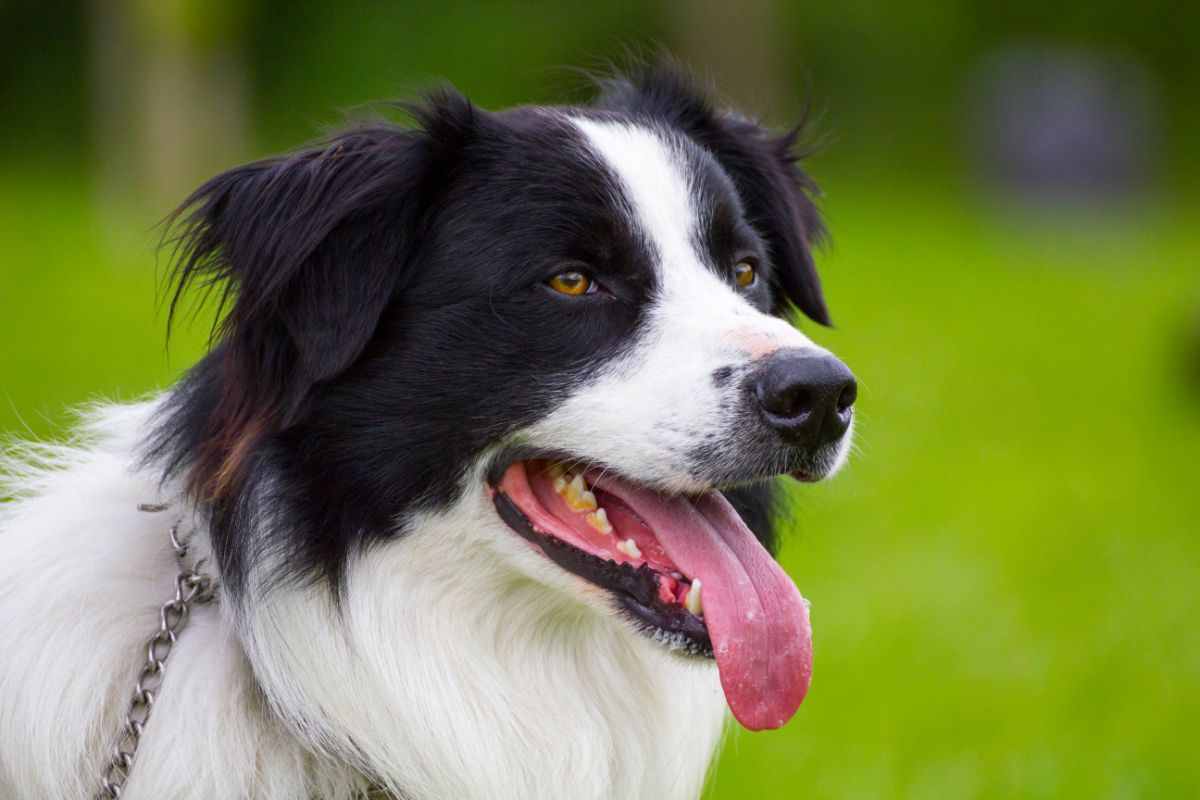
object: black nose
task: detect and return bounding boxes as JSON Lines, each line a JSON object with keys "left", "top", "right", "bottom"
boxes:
{"left": 754, "top": 349, "right": 857, "bottom": 447}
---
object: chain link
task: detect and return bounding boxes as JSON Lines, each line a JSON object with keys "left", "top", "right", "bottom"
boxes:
{"left": 95, "top": 505, "right": 217, "bottom": 799}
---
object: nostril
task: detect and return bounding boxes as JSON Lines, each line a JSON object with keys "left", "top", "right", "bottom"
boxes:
{"left": 756, "top": 378, "right": 813, "bottom": 420}
{"left": 836, "top": 381, "right": 857, "bottom": 414}
{"left": 779, "top": 386, "right": 813, "bottom": 420}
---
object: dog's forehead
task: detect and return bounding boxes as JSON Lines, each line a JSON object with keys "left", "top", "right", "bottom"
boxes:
{"left": 568, "top": 116, "right": 729, "bottom": 288}
{"left": 570, "top": 117, "right": 695, "bottom": 256}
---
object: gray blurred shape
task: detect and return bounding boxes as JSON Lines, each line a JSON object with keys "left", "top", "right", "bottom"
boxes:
{"left": 969, "top": 46, "right": 1161, "bottom": 204}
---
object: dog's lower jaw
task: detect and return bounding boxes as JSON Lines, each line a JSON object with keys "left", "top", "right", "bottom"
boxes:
{"left": 237, "top": 482, "right": 729, "bottom": 800}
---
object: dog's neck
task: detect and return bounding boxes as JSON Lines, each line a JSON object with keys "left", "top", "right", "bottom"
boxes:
{"left": 230, "top": 469, "right": 729, "bottom": 800}
{"left": 0, "top": 401, "right": 727, "bottom": 799}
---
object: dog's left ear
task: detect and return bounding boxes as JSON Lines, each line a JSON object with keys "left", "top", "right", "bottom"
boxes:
{"left": 597, "top": 65, "right": 831, "bottom": 326}
{"left": 703, "top": 113, "right": 830, "bottom": 326}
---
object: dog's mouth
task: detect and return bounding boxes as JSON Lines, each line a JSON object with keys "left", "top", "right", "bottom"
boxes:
{"left": 487, "top": 458, "right": 812, "bottom": 731}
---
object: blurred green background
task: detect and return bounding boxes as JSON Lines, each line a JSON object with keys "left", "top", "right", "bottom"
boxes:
{"left": 2, "top": 2, "right": 1198, "bottom": 798}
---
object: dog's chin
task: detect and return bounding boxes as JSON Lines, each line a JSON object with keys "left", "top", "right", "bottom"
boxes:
{"left": 482, "top": 451, "right": 819, "bottom": 732}
{"left": 788, "top": 453, "right": 846, "bottom": 483}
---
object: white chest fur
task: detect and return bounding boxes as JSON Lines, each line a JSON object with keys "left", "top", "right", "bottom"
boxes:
{"left": 0, "top": 401, "right": 728, "bottom": 799}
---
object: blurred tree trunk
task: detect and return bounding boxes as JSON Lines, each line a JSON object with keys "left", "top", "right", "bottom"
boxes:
{"left": 669, "top": 0, "right": 790, "bottom": 122}
{"left": 90, "top": 0, "right": 249, "bottom": 228}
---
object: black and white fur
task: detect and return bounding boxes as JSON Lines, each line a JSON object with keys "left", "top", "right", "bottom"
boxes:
{"left": 0, "top": 65, "right": 851, "bottom": 799}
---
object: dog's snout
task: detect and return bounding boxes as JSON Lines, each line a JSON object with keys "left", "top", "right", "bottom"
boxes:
{"left": 754, "top": 350, "right": 857, "bottom": 446}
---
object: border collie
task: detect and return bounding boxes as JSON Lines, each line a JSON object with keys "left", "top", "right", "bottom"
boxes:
{"left": 0, "top": 64, "right": 855, "bottom": 799}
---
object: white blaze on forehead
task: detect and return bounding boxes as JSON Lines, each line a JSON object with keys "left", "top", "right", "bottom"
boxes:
{"left": 524, "top": 116, "right": 834, "bottom": 492}
{"left": 569, "top": 116, "right": 815, "bottom": 357}
{"left": 570, "top": 117, "right": 700, "bottom": 275}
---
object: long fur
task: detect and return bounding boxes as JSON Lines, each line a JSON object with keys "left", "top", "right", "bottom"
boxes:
{"left": 0, "top": 63, "right": 850, "bottom": 799}
{"left": 0, "top": 401, "right": 725, "bottom": 798}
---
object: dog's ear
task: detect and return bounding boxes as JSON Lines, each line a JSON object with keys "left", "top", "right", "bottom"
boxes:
{"left": 596, "top": 64, "right": 831, "bottom": 326}
{"left": 169, "top": 90, "right": 474, "bottom": 386}
{"left": 161, "top": 89, "right": 475, "bottom": 497}
{"left": 705, "top": 114, "right": 830, "bottom": 326}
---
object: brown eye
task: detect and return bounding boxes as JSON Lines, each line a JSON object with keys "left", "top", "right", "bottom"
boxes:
{"left": 734, "top": 260, "right": 756, "bottom": 288}
{"left": 547, "top": 270, "right": 594, "bottom": 296}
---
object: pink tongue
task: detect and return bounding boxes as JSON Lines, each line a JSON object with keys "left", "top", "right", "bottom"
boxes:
{"left": 592, "top": 476, "right": 813, "bottom": 731}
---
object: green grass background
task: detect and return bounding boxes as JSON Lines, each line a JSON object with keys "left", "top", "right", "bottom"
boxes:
{"left": 3, "top": 162, "right": 1196, "bottom": 798}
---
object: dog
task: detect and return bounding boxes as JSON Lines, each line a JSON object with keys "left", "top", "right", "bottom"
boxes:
{"left": 0, "top": 63, "right": 855, "bottom": 799}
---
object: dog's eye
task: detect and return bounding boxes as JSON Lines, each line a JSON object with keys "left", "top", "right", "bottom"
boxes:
{"left": 734, "top": 260, "right": 757, "bottom": 289}
{"left": 547, "top": 270, "right": 595, "bottom": 296}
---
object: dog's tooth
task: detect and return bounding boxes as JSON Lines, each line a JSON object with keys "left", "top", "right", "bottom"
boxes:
{"left": 564, "top": 489, "right": 595, "bottom": 511}
{"left": 553, "top": 475, "right": 568, "bottom": 494}
{"left": 616, "top": 538, "right": 642, "bottom": 560}
{"left": 586, "top": 508, "right": 613, "bottom": 535}
{"left": 564, "top": 475, "right": 598, "bottom": 511}
{"left": 684, "top": 579, "right": 703, "bottom": 616}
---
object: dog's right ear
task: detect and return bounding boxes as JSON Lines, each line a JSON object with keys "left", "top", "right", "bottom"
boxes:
{"left": 158, "top": 90, "right": 476, "bottom": 498}
{"left": 595, "top": 63, "right": 831, "bottom": 326}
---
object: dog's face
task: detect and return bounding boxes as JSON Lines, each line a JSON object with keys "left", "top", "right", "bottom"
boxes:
{"left": 154, "top": 67, "right": 854, "bottom": 733}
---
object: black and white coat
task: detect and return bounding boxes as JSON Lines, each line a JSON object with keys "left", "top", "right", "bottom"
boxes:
{"left": 0, "top": 65, "right": 853, "bottom": 799}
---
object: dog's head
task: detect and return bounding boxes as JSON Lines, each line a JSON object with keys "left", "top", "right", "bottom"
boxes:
{"left": 153, "top": 64, "right": 854, "bottom": 733}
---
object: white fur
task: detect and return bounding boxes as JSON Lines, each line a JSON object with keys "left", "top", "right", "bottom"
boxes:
{"left": 0, "top": 119, "right": 848, "bottom": 799}
{"left": 535, "top": 119, "right": 849, "bottom": 492}
{"left": 0, "top": 403, "right": 355, "bottom": 799}
{"left": 237, "top": 468, "right": 727, "bottom": 800}
{"left": 0, "top": 401, "right": 726, "bottom": 799}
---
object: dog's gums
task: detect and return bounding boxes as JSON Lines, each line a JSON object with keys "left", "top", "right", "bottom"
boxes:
{"left": 491, "top": 461, "right": 712, "bottom": 651}
{"left": 540, "top": 462, "right": 701, "bottom": 611}
{"left": 489, "top": 459, "right": 814, "bottom": 731}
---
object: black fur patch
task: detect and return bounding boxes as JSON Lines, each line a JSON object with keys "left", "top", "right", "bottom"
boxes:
{"left": 145, "top": 63, "right": 824, "bottom": 595}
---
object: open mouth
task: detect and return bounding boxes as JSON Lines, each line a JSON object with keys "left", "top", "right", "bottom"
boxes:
{"left": 487, "top": 458, "right": 813, "bottom": 731}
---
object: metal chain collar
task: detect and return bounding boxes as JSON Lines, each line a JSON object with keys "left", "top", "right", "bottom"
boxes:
{"left": 95, "top": 504, "right": 218, "bottom": 799}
